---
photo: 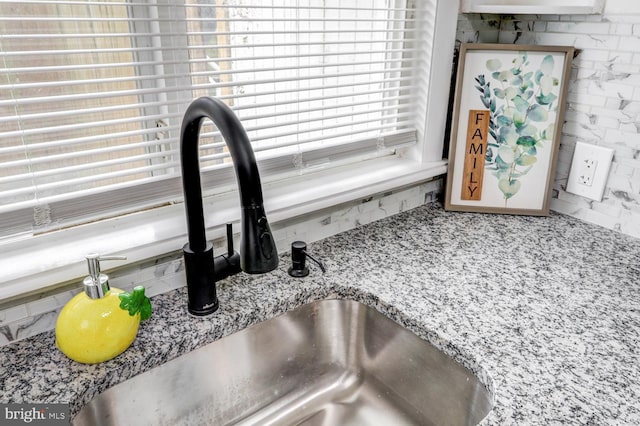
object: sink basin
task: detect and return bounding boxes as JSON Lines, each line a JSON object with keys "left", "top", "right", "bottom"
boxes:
{"left": 74, "top": 299, "right": 493, "bottom": 425}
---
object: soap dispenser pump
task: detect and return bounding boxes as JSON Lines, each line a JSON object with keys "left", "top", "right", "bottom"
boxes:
{"left": 83, "top": 253, "right": 125, "bottom": 298}
{"left": 55, "top": 253, "right": 151, "bottom": 364}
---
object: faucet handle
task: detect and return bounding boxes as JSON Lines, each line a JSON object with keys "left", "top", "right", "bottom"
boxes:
{"left": 226, "top": 223, "right": 234, "bottom": 257}
{"left": 211, "top": 223, "right": 241, "bottom": 287}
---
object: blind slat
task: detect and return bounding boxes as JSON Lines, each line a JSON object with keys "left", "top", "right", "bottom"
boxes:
{"left": 0, "top": 47, "right": 415, "bottom": 75}
{"left": 0, "top": 65, "right": 415, "bottom": 109}
{"left": 1, "top": 90, "right": 413, "bottom": 143}
{"left": 2, "top": 99, "right": 413, "bottom": 169}
{"left": 0, "top": 38, "right": 419, "bottom": 58}
{"left": 0, "top": 56, "right": 415, "bottom": 92}
{"left": 0, "top": 75, "right": 413, "bottom": 124}
{"left": 2, "top": 1, "right": 416, "bottom": 12}
{"left": 0, "top": 150, "right": 179, "bottom": 184}
{"left": 2, "top": 17, "right": 420, "bottom": 26}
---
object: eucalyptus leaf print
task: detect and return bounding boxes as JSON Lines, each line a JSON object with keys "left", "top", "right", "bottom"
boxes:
{"left": 474, "top": 52, "right": 560, "bottom": 204}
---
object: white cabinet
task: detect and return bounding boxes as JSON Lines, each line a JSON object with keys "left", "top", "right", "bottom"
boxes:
{"left": 460, "top": 0, "right": 605, "bottom": 14}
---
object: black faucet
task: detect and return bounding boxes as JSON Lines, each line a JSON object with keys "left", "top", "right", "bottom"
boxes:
{"left": 180, "top": 97, "right": 278, "bottom": 316}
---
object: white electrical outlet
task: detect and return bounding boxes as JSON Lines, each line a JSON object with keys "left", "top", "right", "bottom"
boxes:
{"left": 566, "top": 142, "right": 614, "bottom": 201}
{"left": 577, "top": 158, "right": 597, "bottom": 186}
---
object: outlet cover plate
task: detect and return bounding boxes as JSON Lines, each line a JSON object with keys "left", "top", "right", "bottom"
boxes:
{"left": 566, "top": 142, "right": 614, "bottom": 201}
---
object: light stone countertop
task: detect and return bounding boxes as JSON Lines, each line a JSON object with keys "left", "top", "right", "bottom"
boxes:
{"left": 1, "top": 203, "right": 639, "bottom": 425}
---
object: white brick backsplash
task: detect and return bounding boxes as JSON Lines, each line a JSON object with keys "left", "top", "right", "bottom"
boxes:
{"left": 575, "top": 15, "right": 609, "bottom": 23}
{"left": 597, "top": 115, "right": 621, "bottom": 130}
{"left": 613, "top": 162, "right": 636, "bottom": 178}
{"left": 26, "top": 296, "right": 60, "bottom": 317}
{"left": 567, "top": 102, "right": 592, "bottom": 114}
{"left": 618, "top": 35, "right": 640, "bottom": 52}
{"left": 591, "top": 200, "right": 623, "bottom": 218}
{"left": 497, "top": 31, "right": 531, "bottom": 44}
{"left": 53, "top": 291, "right": 75, "bottom": 307}
{"left": 456, "top": 14, "right": 501, "bottom": 32}
{"left": 590, "top": 80, "right": 636, "bottom": 98}
{"left": 0, "top": 305, "right": 28, "bottom": 325}
{"left": 604, "top": 97, "right": 625, "bottom": 110}
{"left": 546, "top": 21, "right": 611, "bottom": 35}
{"left": 568, "top": 79, "right": 592, "bottom": 94}
{"left": 535, "top": 31, "right": 620, "bottom": 50}
{"left": 620, "top": 210, "right": 640, "bottom": 237}
{"left": 611, "top": 23, "right": 634, "bottom": 36}
{"left": 557, "top": 141, "right": 576, "bottom": 164}
{"left": 563, "top": 121, "right": 606, "bottom": 139}
{"left": 607, "top": 172, "right": 635, "bottom": 192}
{"left": 550, "top": 197, "right": 582, "bottom": 215}
{"left": 567, "top": 91, "right": 608, "bottom": 107}
{"left": 620, "top": 100, "right": 640, "bottom": 115}
{"left": 619, "top": 122, "right": 640, "bottom": 133}
{"left": 575, "top": 49, "right": 610, "bottom": 63}
{"left": 631, "top": 174, "right": 640, "bottom": 194}
{"left": 608, "top": 58, "right": 639, "bottom": 73}
{"left": 603, "top": 14, "right": 640, "bottom": 24}
{"left": 618, "top": 73, "right": 640, "bottom": 87}
{"left": 563, "top": 110, "right": 595, "bottom": 125}
{"left": 605, "top": 129, "right": 640, "bottom": 148}
{"left": 590, "top": 106, "right": 630, "bottom": 121}
{"left": 502, "top": 19, "right": 547, "bottom": 32}
{"left": 575, "top": 69, "right": 598, "bottom": 81}
{"left": 583, "top": 208, "right": 621, "bottom": 229}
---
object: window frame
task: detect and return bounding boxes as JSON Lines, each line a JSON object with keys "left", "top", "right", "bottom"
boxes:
{"left": 0, "top": 0, "right": 458, "bottom": 303}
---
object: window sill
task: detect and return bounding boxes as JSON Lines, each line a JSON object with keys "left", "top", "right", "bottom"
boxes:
{"left": 0, "top": 156, "right": 447, "bottom": 304}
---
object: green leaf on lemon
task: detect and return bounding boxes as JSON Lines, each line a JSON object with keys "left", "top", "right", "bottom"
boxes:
{"left": 119, "top": 286, "right": 152, "bottom": 321}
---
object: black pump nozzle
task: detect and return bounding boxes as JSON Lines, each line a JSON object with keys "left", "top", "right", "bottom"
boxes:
{"left": 288, "top": 241, "right": 326, "bottom": 277}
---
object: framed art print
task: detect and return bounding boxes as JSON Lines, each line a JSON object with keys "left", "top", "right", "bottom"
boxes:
{"left": 445, "top": 43, "right": 574, "bottom": 215}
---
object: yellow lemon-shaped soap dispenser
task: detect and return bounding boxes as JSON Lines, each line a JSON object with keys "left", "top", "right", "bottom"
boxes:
{"left": 55, "top": 254, "right": 151, "bottom": 364}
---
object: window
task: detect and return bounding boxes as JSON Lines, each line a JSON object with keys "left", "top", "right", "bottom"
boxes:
{"left": 1, "top": 0, "right": 435, "bottom": 239}
{"left": 1, "top": 0, "right": 150, "bottom": 237}
{"left": 0, "top": 0, "right": 456, "bottom": 297}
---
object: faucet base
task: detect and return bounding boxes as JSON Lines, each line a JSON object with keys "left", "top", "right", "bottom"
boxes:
{"left": 183, "top": 243, "right": 219, "bottom": 316}
{"left": 188, "top": 299, "right": 219, "bottom": 317}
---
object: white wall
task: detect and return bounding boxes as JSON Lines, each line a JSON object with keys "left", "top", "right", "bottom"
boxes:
{"left": 457, "top": 11, "right": 640, "bottom": 238}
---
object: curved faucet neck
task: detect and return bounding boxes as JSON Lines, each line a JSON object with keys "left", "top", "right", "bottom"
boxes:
{"left": 180, "top": 97, "right": 265, "bottom": 252}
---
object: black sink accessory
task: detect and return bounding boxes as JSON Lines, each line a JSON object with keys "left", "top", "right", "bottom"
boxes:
{"left": 288, "top": 241, "right": 326, "bottom": 277}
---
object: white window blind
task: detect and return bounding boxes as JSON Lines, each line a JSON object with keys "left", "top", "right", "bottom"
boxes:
{"left": 0, "top": 0, "right": 436, "bottom": 240}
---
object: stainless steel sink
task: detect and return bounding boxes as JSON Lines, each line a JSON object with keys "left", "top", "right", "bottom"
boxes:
{"left": 74, "top": 299, "right": 493, "bottom": 426}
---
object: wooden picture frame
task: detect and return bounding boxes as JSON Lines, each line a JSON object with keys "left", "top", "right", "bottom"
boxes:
{"left": 444, "top": 43, "right": 574, "bottom": 216}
